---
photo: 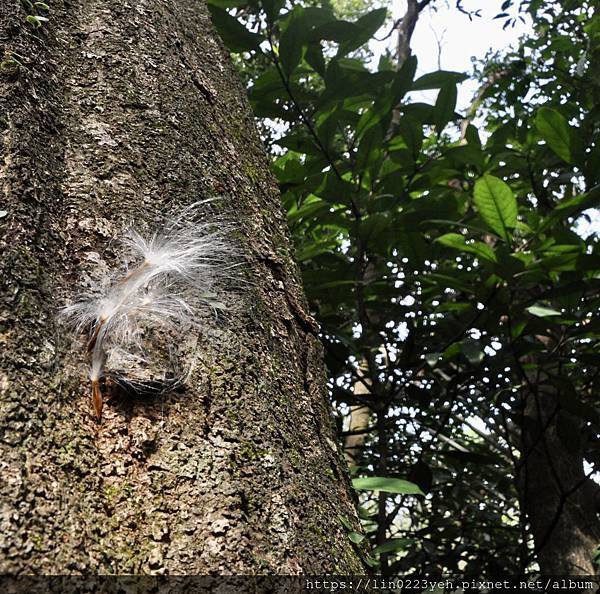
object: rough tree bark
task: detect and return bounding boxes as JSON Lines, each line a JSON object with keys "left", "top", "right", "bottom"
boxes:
{"left": 0, "top": 0, "right": 364, "bottom": 574}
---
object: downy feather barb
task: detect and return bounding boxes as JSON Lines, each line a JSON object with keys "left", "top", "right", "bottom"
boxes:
{"left": 61, "top": 202, "right": 235, "bottom": 419}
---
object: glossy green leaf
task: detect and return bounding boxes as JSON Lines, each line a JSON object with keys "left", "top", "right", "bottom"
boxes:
{"left": 412, "top": 70, "right": 467, "bottom": 91}
{"left": 338, "top": 8, "right": 387, "bottom": 55}
{"left": 372, "top": 538, "right": 413, "bottom": 555}
{"left": 473, "top": 175, "right": 518, "bottom": 241}
{"left": 436, "top": 233, "right": 497, "bottom": 263}
{"left": 535, "top": 106, "right": 575, "bottom": 163}
{"left": 434, "top": 84, "right": 457, "bottom": 133}
{"left": 352, "top": 476, "right": 424, "bottom": 495}
{"left": 348, "top": 531, "right": 365, "bottom": 544}
{"left": 526, "top": 305, "right": 562, "bottom": 317}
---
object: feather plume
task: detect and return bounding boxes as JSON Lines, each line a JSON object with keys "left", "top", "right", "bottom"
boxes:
{"left": 61, "top": 202, "right": 235, "bottom": 418}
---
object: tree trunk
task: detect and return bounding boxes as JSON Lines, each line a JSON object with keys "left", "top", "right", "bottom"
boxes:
{"left": 0, "top": 0, "right": 363, "bottom": 574}
{"left": 519, "top": 380, "right": 600, "bottom": 573}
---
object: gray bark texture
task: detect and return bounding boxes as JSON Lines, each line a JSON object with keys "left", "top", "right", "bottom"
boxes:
{"left": 0, "top": 0, "right": 364, "bottom": 574}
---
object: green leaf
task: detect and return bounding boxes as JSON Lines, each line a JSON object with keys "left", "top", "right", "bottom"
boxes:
{"left": 26, "top": 14, "right": 43, "bottom": 27}
{"left": 535, "top": 188, "right": 600, "bottom": 245}
{"left": 372, "top": 538, "right": 413, "bottom": 555}
{"left": 465, "top": 124, "right": 481, "bottom": 148}
{"left": 249, "top": 68, "right": 283, "bottom": 99}
{"left": 396, "top": 115, "right": 422, "bottom": 158}
{"left": 356, "top": 124, "right": 382, "bottom": 172}
{"left": 305, "top": 43, "right": 326, "bottom": 76}
{"left": 312, "top": 19, "right": 357, "bottom": 44}
{"left": 278, "top": 133, "right": 322, "bottom": 156}
{"left": 302, "top": 6, "right": 337, "bottom": 28}
{"left": 338, "top": 514, "right": 353, "bottom": 530}
{"left": 356, "top": 100, "right": 387, "bottom": 140}
{"left": 535, "top": 106, "right": 576, "bottom": 164}
{"left": 390, "top": 55, "right": 418, "bottom": 103}
{"left": 473, "top": 175, "right": 518, "bottom": 242}
{"left": 296, "top": 238, "right": 339, "bottom": 262}
{"left": 445, "top": 144, "right": 484, "bottom": 171}
{"left": 526, "top": 304, "right": 562, "bottom": 317}
{"left": 352, "top": 476, "right": 424, "bottom": 495}
{"left": 208, "top": 6, "right": 263, "bottom": 52}
{"left": 412, "top": 70, "right": 467, "bottom": 92}
{"left": 338, "top": 8, "right": 387, "bottom": 55}
{"left": 348, "top": 531, "right": 365, "bottom": 544}
{"left": 315, "top": 172, "right": 356, "bottom": 205}
{"left": 322, "top": 59, "right": 384, "bottom": 105}
{"left": 279, "top": 10, "right": 305, "bottom": 77}
{"left": 402, "top": 102, "right": 435, "bottom": 125}
{"left": 288, "top": 199, "right": 329, "bottom": 224}
{"left": 510, "top": 319, "right": 527, "bottom": 339}
{"left": 436, "top": 233, "right": 497, "bottom": 263}
{"left": 434, "top": 84, "right": 457, "bottom": 133}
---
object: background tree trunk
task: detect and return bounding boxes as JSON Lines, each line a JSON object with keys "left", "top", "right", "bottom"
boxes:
{"left": 0, "top": 0, "right": 363, "bottom": 573}
{"left": 519, "top": 376, "right": 600, "bottom": 573}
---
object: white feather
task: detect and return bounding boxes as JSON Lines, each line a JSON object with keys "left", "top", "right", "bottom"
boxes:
{"left": 61, "top": 203, "right": 234, "bottom": 397}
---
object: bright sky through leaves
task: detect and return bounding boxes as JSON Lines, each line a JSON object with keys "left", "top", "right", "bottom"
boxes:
{"left": 372, "top": 1, "right": 532, "bottom": 109}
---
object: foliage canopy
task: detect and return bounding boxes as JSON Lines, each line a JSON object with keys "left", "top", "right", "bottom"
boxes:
{"left": 211, "top": 0, "right": 600, "bottom": 573}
